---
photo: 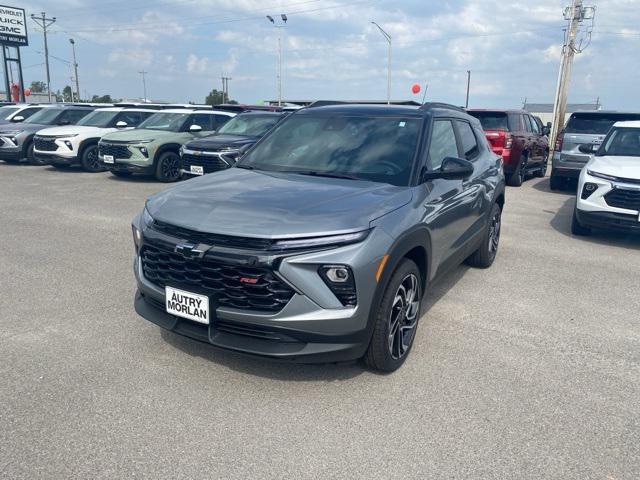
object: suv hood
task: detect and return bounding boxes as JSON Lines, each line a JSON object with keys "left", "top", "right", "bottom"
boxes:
{"left": 588, "top": 155, "right": 640, "bottom": 179}
{"left": 186, "top": 134, "right": 256, "bottom": 151}
{"left": 0, "top": 122, "right": 49, "bottom": 135}
{"left": 146, "top": 167, "right": 412, "bottom": 238}
{"left": 36, "top": 125, "right": 109, "bottom": 137}
{"left": 102, "top": 128, "right": 168, "bottom": 143}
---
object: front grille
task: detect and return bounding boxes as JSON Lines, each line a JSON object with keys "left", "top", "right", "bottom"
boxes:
{"left": 141, "top": 239, "right": 295, "bottom": 313}
{"left": 151, "top": 220, "right": 274, "bottom": 250}
{"left": 604, "top": 188, "right": 640, "bottom": 211}
{"left": 34, "top": 136, "right": 58, "bottom": 151}
{"left": 99, "top": 142, "right": 132, "bottom": 159}
{"left": 182, "top": 153, "right": 231, "bottom": 174}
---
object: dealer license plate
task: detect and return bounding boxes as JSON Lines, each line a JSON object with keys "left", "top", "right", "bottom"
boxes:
{"left": 103, "top": 155, "right": 115, "bottom": 164}
{"left": 190, "top": 165, "right": 204, "bottom": 176}
{"left": 165, "top": 286, "right": 210, "bottom": 324}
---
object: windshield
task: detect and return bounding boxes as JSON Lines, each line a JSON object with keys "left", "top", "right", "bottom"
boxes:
{"left": 238, "top": 114, "right": 421, "bottom": 186}
{"left": 598, "top": 127, "right": 640, "bottom": 157}
{"left": 24, "top": 108, "right": 61, "bottom": 125}
{"left": 77, "top": 110, "right": 119, "bottom": 127}
{"left": 0, "top": 106, "right": 20, "bottom": 119}
{"left": 468, "top": 112, "right": 509, "bottom": 130}
{"left": 217, "top": 114, "right": 280, "bottom": 137}
{"left": 138, "top": 112, "right": 189, "bottom": 132}
{"left": 565, "top": 113, "right": 640, "bottom": 134}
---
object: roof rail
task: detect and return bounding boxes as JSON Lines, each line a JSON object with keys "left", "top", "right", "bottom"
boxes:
{"left": 418, "top": 102, "right": 466, "bottom": 113}
{"left": 306, "top": 100, "right": 348, "bottom": 109}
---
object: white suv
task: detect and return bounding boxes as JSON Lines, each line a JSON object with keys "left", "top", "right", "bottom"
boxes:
{"left": 33, "top": 107, "right": 157, "bottom": 172}
{"left": 572, "top": 120, "right": 640, "bottom": 235}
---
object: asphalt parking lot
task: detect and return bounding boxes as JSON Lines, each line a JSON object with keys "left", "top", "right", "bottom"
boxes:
{"left": 1, "top": 163, "right": 639, "bottom": 480}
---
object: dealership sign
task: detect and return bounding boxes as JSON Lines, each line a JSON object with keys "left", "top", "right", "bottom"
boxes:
{"left": 0, "top": 5, "right": 27, "bottom": 46}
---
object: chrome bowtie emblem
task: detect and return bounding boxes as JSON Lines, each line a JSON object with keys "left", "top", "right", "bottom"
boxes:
{"left": 174, "top": 243, "right": 206, "bottom": 258}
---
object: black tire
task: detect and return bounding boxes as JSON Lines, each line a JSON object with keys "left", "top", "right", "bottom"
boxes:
{"left": 26, "top": 141, "right": 44, "bottom": 165}
{"left": 110, "top": 171, "right": 132, "bottom": 178}
{"left": 154, "top": 151, "right": 182, "bottom": 182}
{"left": 80, "top": 144, "right": 105, "bottom": 173}
{"left": 364, "top": 258, "right": 423, "bottom": 373}
{"left": 549, "top": 173, "right": 563, "bottom": 191}
{"left": 506, "top": 156, "right": 526, "bottom": 187}
{"left": 466, "top": 202, "right": 502, "bottom": 268}
{"left": 535, "top": 152, "right": 548, "bottom": 178}
{"left": 571, "top": 208, "right": 591, "bottom": 236}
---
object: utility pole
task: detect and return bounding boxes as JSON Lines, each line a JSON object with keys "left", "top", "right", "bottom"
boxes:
{"left": 30, "top": 12, "right": 56, "bottom": 103}
{"left": 221, "top": 76, "right": 232, "bottom": 103}
{"left": 550, "top": 0, "right": 595, "bottom": 150}
{"left": 69, "top": 39, "right": 80, "bottom": 102}
{"left": 138, "top": 70, "right": 148, "bottom": 102}
{"left": 371, "top": 21, "right": 391, "bottom": 104}
{"left": 266, "top": 15, "right": 287, "bottom": 106}
{"left": 465, "top": 70, "right": 471, "bottom": 108}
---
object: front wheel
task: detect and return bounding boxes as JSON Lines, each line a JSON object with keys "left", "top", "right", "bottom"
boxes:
{"left": 26, "top": 141, "right": 45, "bottom": 165}
{"left": 466, "top": 202, "right": 502, "bottom": 268}
{"left": 364, "top": 259, "right": 422, "bottom": 373}
{"left": 80, "top": 144, "right": 104, "bottom": 173}
{"left": 154, "top": 151, "right": 182, "bottom": 182}
{"left": 535, "top": 153, "right": 548, "bottom": 178}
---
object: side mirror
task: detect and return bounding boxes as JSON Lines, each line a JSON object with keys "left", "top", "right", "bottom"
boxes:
{"left": 542, "top": 126, "right": 551, "bottom": 136}
{"left": 11, "top": 115, "right": 24, "bottom": 122}
{"left": 422, "top": 157, "right": 474, "bottom": 181}
{"left": 578, "top": 143, "right": 596, "bottom": 154}
{"left": 115, "top": 120, "right": 128, "bottom": 128}
{"left": 189, "top": 124, "right": 202, "bottom": 132}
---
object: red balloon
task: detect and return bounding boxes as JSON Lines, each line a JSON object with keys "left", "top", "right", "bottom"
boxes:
{"left": 411, "top": 83, "right": 421, "bottom": 94}
{"left": 24, "top": 88, "right": 31, "bottom": 97}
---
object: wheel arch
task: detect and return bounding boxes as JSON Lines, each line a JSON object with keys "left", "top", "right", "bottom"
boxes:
{"left": 78, "top": 137, "right": 99, "bottom": 159}
{"left": 153, "top": 142, "right": 182, "bottom": 165}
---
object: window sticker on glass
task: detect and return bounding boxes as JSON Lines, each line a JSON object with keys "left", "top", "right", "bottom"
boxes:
{"left": 399, "top": 121, "right": 406, "bottom": 127}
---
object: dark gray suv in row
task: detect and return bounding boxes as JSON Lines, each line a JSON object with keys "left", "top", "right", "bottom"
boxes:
{"left": 132, "top": 102, "right": 506, "bottom": 372}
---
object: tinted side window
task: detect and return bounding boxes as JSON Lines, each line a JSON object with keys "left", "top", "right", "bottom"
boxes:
{"left": 508, "top": 113, "right": 522, "bottom": 132}
{"left": 118, "top": 111, "right": 148, "bottom": 127}
{"left": 189, "top": 113, "right": 216, "bottom": 131}
{"left": 20, "top": 107, "right": 42, "bottom": 119}
{"left": 61, "top": 109, "right": 92, "bottom": 124}
{"left": 428, "top": 120, "right": 458, "bottom": 170}
{"left": 456, "top": 120, "right": 479, "bottom": 160}
{"left": 211, "top": 114, "right": 232, "bottom": 130}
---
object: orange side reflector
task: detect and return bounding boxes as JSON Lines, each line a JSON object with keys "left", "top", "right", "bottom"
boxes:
{"left": 375, "top": 254, "right": 389, "bottom": 282}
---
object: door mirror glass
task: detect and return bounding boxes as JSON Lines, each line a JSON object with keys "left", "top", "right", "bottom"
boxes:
{"left": 578, "top": 143, "right": 596, "bottom": 154}
{"left": 189, "top": 124, "right": 202, "bottom": 132}
{"left": 115, "top": 120, "right": 128, "bottom": 128}
{"left": 542, "top": 125, "right": 551, "bottom": 136}
{"left": 11, "top": 115, "right": 24, "bottom": 122}
{"left": 422, "top": 157, "right": 474, "bottom": 181}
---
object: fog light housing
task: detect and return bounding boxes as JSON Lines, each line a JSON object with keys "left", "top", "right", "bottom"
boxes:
{"left": 319, "top": 265, "right": 357, "bottom": 307}
{"left": 581, "top": 182, "right": 598, "bottom": 199}
{"left": 64, "top": 140, "right": 73, "bottom": 150}
{"left": 138, "top": 146, "right": 149, "bottom": 157}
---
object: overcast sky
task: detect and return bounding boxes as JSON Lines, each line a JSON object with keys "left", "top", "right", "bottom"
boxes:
{"left": 17, "top": 0, "right": 640, "bottom": 108}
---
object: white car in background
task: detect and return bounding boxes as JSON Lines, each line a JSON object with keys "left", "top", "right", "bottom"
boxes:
{"left": 0, "top": 103, "right": 44, "bottom": 125}
{"left": 32, "top": 107, "right": 157, "bottom": 172}
{"left": 572, "top": 120, "right": 640, "bottom": 236}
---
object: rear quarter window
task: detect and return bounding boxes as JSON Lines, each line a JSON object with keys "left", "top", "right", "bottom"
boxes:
{"left": 565, "top": 113, "right": 640, "bottom": 134}
{"left": 468, "top": 112, "right": 509, "bottom": 131}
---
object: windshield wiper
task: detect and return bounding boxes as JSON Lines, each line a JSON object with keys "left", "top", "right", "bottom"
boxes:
{"left": 288, "top": 170, "right": 364, "bottom": 181}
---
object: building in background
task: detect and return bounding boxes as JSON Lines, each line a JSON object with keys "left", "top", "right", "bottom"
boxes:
{"left": 524, "top": 100, "right": 601, "bottom": 126}
{"left": 0, "top": 91, "right": 52, "bottom": 103}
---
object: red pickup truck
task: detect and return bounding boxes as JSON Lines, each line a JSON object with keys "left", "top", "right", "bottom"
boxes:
{"left": 467, "top": 109, "right": 550, "bottom": 186}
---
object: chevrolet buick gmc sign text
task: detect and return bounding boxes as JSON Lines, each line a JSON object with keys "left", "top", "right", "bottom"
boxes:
{"left": 0, "top": 5, "right": 27, "bottom": 46}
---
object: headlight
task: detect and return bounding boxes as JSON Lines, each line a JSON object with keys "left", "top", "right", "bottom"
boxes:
{"left": 587, "top": 170, "right": 617, "bottom": 182}
{"left": 142, "top": 207, "right": 154, "bottom": 227}
{"left": 272, "top": 230, "right": 370, "bottom": 250}
{"left": 132, "top": 207, "right": 154, "bottom": 251}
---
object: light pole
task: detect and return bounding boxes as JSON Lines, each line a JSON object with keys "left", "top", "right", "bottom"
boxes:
{"left": 138, "top": 70, "right": 148, "bottom": 102}
{"left": 465, "top": 70, "right": 471, "bottom": 108}
{"left": 371, "top": 21, "right": 391, "bottom": 104}
{"left": 69, "top": 39, "right": 80, "bottom": 102}
{"left": 266, "top": 14, "right": 287, "bottom": 106}
{"left": 30, "top": 12, "right": 56, "bottom": 103}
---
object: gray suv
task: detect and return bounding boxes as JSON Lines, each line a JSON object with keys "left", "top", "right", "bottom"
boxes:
{"left": 551, "top": 111, "right": 640, "bottom": 190}
{"left": 131, "top": 102, "right": 505, "bottom": 372}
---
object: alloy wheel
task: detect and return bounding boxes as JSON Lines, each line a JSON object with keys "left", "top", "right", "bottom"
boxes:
{"left": 161, "top": 154, "right": 180, "bottom": 181}
{"left": 388, "top": 273, "right": 421, "bottom": 360}
{"left": 85, "top": 147, "right": 102, "bottom": 172}
{"left": 488, "top": 208, "right": 501, "bottom": 256}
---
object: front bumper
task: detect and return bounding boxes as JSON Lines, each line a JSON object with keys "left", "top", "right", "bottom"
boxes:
{"left": 34, "top": 152, "right": 78, "bottom": 165}
{"left": 576, "top": 209, "right": 640, "bottom": 233}
{"left": 99, "top": 141, "right": 154, "bottom": 172}
{"left": 131, "top": 224, "right": 390, "bottom": 362}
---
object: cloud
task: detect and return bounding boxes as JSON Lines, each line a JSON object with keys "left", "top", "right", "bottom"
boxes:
{"left": 186, "top": 54, "right": 210, "bottom": 74}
